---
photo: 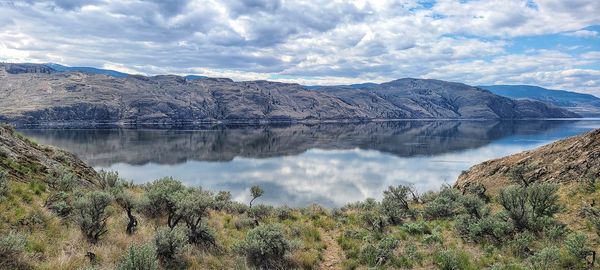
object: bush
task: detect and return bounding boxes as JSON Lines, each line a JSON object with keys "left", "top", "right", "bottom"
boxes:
{"left": 381, "top": 185, "right": 412, "bottom": 225}
{"left": 247, "top": 204, "right": 273, "bottom": 225}
{"left": 73, "top": 191, "right": 112, "bottom": 244}
{"left": 582, "top": 206, "right": 600, "bottom": 237}
{"left": 46, "top": 167, "right": 77, "bottom": 192}
{"left": 118, "top": 244, "right": 158, "bottom": 270}
{"left": 528, "top": 246, "right": 560, "bottom": 270}
{"left": 455, "top": 213, "right": 511, "bottom": 244}
{"left": 360, "top": 208, "right": 389, "bottom": 234}
{"left": 155, "top": 227, "right": 189, "bottom": 269}
{"left": 174, "top": 188, "right": 216, "bottom": 247}
{"left": 98, "top": 170, "right": 125, "bottom": 190}
{"left": 498, "top": 184, "right": 562, "bottom": 233}
{"left": 275, "top": 206, "right": 293, "bottom": 221}
{"left": 114, "top": 190, "right": 139, "bottom": 234}
{"left": 423, "top": 186, "right": 462, "bottom": 219}
{"left": 0, "top": 231, "right": 28, "bottom": 269}
{"left": 433, "top": 248, "right": 474, "bottom": 270}
{"left": 144, "top": 177, "right": 185, "bottom": 228}
{"left": 236, "top": 224, "right": 291, "bottom": 269}
{"left": 359, "top": 237, "right": 399, "bottom": 267}
{"left": 213, "top": 190, "right": 232, "bottom": 211}
{"left": 45, "top": 191, "right": 73, "bottom": 217}
{"left": 402, "top": 221, "right": 431, "bottom": 235}
{"left": 565, "top": 233, "right": 595, "bottom": 266}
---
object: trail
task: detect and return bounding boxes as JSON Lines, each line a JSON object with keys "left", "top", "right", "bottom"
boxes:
{"left": 318, "top": 229, "right": 343, "bottom": 270}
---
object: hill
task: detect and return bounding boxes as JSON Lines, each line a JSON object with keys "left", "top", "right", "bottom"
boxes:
{"left": 481, "top": 85, "right": 600, "bottom": 117}
{"left": 455, "top": 128, "right": 600, "bottom": 192}
{"left": 0, "top": 63, "right": 579, "bottom": 126}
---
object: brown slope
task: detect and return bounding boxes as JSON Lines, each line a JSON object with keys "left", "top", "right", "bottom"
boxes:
{"left": 0, "top": 125, "right": 98, "bottom": 186}
{"left": 455, "top": 128, "right": 600, "bottom": 193}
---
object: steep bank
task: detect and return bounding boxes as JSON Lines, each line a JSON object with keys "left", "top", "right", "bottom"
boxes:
{"left": 0, "top": 124, "right": 97, "bottom": 185}
{"left": 455, "top": 128, "right": 600, "bottom": 192}
{"left": 0, "top": 63, "right": 578, "bottom": 125}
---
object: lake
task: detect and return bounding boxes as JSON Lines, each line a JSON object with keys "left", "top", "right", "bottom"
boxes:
{"left": 18, "top": 120, "right": 600, "bottom": 208}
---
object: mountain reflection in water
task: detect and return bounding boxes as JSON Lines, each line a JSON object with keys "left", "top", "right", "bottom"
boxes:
{"left": 20, "top": 120, "right": 600, "bottom": 207}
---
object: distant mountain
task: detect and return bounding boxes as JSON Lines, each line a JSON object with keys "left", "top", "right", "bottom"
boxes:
{"left": 0, "top": 63, "right": 579, "bottom": 125}
{"left": 480, "top": 85, "right": 600, "bottom": 117}
{"left": 45, "top": 63, "right": 130, "bottom": 78}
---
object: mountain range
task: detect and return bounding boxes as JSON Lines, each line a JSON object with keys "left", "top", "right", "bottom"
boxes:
{"left": 0, "top": 63, "right": 580, "bottom": 125}
{"left": 480, "top": 85, "right": 600, "bottom": 117}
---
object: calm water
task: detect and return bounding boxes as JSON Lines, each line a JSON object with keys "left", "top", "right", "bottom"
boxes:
{"left": 19, "top": 120, "right": 600, "bottom": 207}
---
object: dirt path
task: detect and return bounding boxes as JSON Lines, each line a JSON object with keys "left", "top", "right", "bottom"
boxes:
{"left": 318, "top": 229, "right": 343, "bottom": 270}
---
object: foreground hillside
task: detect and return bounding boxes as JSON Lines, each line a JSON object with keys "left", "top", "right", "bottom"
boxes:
{"left": 0, "top": 63, "right": 578, "bottom": 125}
{"left": 1, "top": 125, "right": 600, "bottom": 269}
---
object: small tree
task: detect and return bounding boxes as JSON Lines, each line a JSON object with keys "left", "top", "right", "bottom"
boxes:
{"left": 118, "top": 244, "right": 158, "bottom": 270}
{"left": 174, "top": 188, "right": 216, "bottom": 248}
{"left": 155, "top": 227, "right": 189, "bottom": 269}
{"left": 236, "top": 224, "right": 291, "bottom": 269}
{"left": 73, "top": 191, "right": 112, "bottom": 244}
{"left": 509, "top": 164, "right": 534, "bottom": 187}
{"left": 46, "top": 167, "right": 77, "bottom": 192}
{"left": 249, "top": 185, "right": 264, "bottom": 207}
{"left": 498, "top": 185, "right": 529, "bottom": 232}
{"left": 565, "top": 233, "right": 596, "bottom": 267}
{"left": 248, "top": 204, "right": 273, "bottom": 226}
{"left": 98, "top": 170, "right": 125, "bottom": 190}
{"left": 214, "top": 190, "right": 232, "bottom": 211}
{"left": 115, "top": 190, "right": 139, "bottom": 235}
{"left": 144, "top": 177, "right": 185, "bottom": 229}
{"left": 381, "top": 185, "right": 411, "bottom": 225}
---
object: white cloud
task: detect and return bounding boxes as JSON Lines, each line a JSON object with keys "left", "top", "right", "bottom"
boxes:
{"left": 563, "top": 30, "right": 599, "bottom": 38}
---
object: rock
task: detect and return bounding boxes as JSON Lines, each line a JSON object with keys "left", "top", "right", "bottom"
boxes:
{"left": 0, "top": 63, "right": 579, "bottom": 125}
{"left": 455, "top": 128, "right": 600, "bottom": 193}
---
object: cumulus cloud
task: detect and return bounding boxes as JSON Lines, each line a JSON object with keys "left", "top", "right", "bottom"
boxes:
{"left": 0, "top": 0, "right": 599, "bottom": 94}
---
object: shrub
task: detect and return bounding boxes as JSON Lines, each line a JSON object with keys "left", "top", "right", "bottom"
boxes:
{"left": 460, "top": 193, "right": 489, "bottom": 219}
{"left": 225, "top": 201, "right": 249, "bottom": 215}
{"left": 381, "top": 185, "right": 412, "bottom": 225}
{"left": 509, "top": 164, "right": 534, "bottom": 187}
{"left": 174, "top": 188, "right": 216, "bottom": 247}
{"left": 402, "top": 221, "right": 431, "bottom": 235}
{"left": 528, "top": 246, "right": 560, "bottom": 270}
{"left": 236, "top": 224, "right": 291, "bottom": 269}
{"left": 433, "top": 248, "right": 474, "bottom": 270}
{"left": 462, "top": 182, "right": 489, "bottom": 202}
{"left": 582, "top": 206, "right": 600, "bottom": 237}
{"left": 509, "top": 232, "right": 534, "bottom": 258}
{"left": 498, "top": 184, "right": 562, "bottom": 233}
{"left": 45, "top": 191, "right": 73, "bottom": 217}
{"left": 0, "top": 170, "right": 8, "bottom": 200}
{"left": 247, "top": 204, "right": 273, "bottom": 226}
{"left": 456, "top": 213, "right": 511, "bottom": 244}
{"left": 0, "top": 231, "right": 28, "bottom": 269}
{"left": 118, "top": 244, "right": 158, "bottom": 270}
{"left": 114, "top": 190, "right": 139, "bottom": 234}
{"left": 275, "top": 206, "right": 293, "bottom": 221}
{"left": 423, "top": 186, "right": 462, "bottom": 219}
{"left": 360, "top": 208, "right": 389, "bottom": 234}
{"left": 46, "top": 167, "right": 77, "bottom": 192}
{"left": 144, "top": 177, "right": 185, "bottom": 228}
{"left": 214, "top": 190, "right": 232, "bottom": 211}
{"left": 359, "top": 237, "right": 400, "bottom": 267}
{"left": 155, "top": 227, "right": 189, "bottom": 269}
{"left": 249, "top": 185, "right": 264, "bottom": 207}
{"left": 97, "top": 170, "right": 125, "bottom": 190}
{"left": 73, "top": 191, "right": 112, "bottom": 244}
{"left": 565, "top": 233, "right": 595, "bottom": 266}
{"left": 498, "top": 186, "right": 529, "bottom": 232}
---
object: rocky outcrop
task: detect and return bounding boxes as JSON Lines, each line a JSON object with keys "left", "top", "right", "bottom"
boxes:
{"left": 455, "top": 128, "right": 600, "bottom": 192}
{"left": 0, "top": 63, "right": 579, "bottom": 125}
{"left": 0, "top": 125, "right": 98, "bottom": 185}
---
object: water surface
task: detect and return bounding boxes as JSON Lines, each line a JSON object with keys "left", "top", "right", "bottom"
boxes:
{"left": 19, "top": 120, "right": 600, "bottom": 207}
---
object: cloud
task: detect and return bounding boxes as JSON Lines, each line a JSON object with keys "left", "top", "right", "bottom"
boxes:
{"left": 563, "top": 29, "right": 599, "bottom": 38}
{"left": 0, "top": 0, "right": 599, "bottom": 93}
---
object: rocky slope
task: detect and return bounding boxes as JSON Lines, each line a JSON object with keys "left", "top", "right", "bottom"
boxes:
{"left": 455, "top": 128, "right": 600, "bottom": 192}
{"left": 0, "top": 124, "right": 97, "bottom": 185}
{"left": 0, "top": 63, "right": 579, "bottom": 125}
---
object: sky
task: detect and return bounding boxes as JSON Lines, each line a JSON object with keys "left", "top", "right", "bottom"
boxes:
{"left": 0, "top": 0, "right": 599, "bottom": 95}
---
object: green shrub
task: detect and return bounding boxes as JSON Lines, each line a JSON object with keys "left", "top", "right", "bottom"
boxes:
{"left": 275, "top": 206, "right": 293, "bottom": 221}
{"left": 213, "top": 190, "right": 232, "bottom": 211}
{"left": 498, "top": 184, "right": 562, "bottom": 233}
{"left": 114, "top": 190, "right": 139, "bottom": 234}
{"left": 45, "top": 191, "right": 73, "bottom": 217}
{"left": 248, "top": 204, "right": 273, "bottom": 225}
{"left": 46, "top": 167, "right": 77, "bottom": 192}
{"left": 360, "top": 208, "right": 389, "bottom": 234}
{"left": 381, "top": 185, "right": 412, "bottom": 225}
{"left": 73, "top": 191, "right": 112, "bottom": 244}
{"left": 144, "top": 177, "right": 185, "bottom": 228}
{"left": 423, "top": 186, "right": 462, "bottom": 220}
{"left": 154, "top": 227, "right": 189, "bottom": 269}
{"left": 236, "top": 223, "right": 291, "bottom": 269}
{"left": 509, "top": 232, "right": 534, "bottom": 258}
{"left": 118, "top": 244, "right": 158, "bottom": 270}
{"left": 359, "top": 237, "right": 399, "bottom": 267}
{"left": 583, "top": 206, "right": 600, "bottom": 237}
{"left": 565, "top": 233, "right": 595, "bottom": 266}
{"left": 173, "top": 188, "right": 216, "bottom": 247}
{"left": 97, "top": 170, "right": 125, "bottom": 190}
{"left": 402, "top": 221, "right": 431, "bottom": 235}
{"left": 0, "top": 170, "right": 8, "bottom": 200}
{"left": 225, "top": 201, "right": 249, "bottom": 215}
{"left": 0, "top": 231, "right": 28, "bottom": 269}
{"left": 528, "top": 246, "right": 560, "bottom": 270}
{"left": 433, "top": 248, "right": 474, "bottom": 270}
{"left": 456, "top": 213, "right": 511, "bottom": 244}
